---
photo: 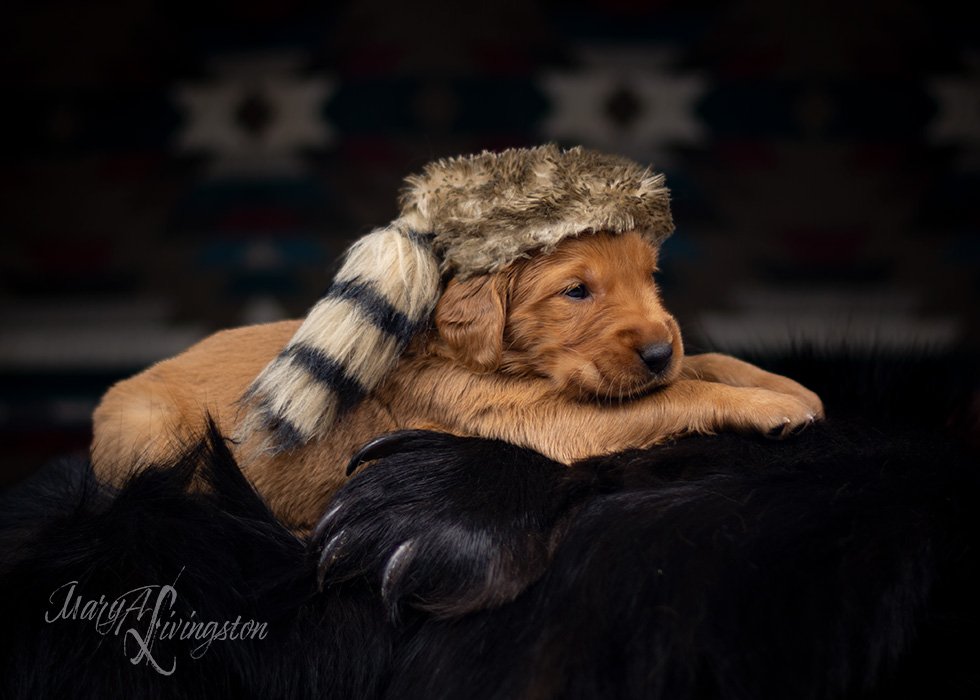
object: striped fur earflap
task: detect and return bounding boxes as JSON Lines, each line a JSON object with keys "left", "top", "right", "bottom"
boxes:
{"left": 239, "top": 144, "right": 674, "bottom": 453}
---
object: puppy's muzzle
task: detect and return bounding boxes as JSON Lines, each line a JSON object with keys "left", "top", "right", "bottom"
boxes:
{"left": 639, "top": 342, "right": 673, "bottom": 376}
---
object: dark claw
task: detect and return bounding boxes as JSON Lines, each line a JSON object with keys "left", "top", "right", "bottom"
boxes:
{"left": 315, "top": 529, "right": 347, "bottom": 589}
{"left": 310, "top": 501, "right": 342, "bottom": 544}
{"left": 346, "top": 430, "right": 433, "bottom": 476}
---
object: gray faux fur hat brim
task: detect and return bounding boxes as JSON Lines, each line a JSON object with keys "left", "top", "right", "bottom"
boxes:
{"left": 401, "top": 143, "right": 674, "bottom": 277}
{"left": 238, "top": 144, "right": 674, "bottom": 453}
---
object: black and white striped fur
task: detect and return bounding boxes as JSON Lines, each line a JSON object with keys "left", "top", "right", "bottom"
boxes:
{"left": 237, "top": 222, "right": 440, "bottom": 453}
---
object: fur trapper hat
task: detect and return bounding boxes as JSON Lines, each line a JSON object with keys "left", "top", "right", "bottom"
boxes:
{"left": 239, "top": 144, "right": 674, "bottom": 452}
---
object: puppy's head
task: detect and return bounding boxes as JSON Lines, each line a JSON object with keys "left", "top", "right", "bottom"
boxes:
{"left": 434, "top": 230, "right": 683, "bottom": 400}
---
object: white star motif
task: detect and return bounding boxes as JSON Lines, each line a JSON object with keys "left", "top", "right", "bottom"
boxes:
{"left": 929, "top": 78, "right": 980, "bottom": 145}
{"left": 928, "top": 49, "right": 980, "bottom": 149}
{"left": 174, "top": 51, "right": 333, "bottom": 174}
{"left": 540, "top": 48, "right": 706, "bottom": 158}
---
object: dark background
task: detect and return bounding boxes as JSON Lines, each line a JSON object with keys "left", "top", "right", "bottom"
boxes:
{"left": 1, "top": 0, "right": 977, "bottom": 483}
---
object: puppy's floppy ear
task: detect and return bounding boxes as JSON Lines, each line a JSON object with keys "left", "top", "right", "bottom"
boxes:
{"left": 435, "top": 271, "right": 509, "bottom": 373}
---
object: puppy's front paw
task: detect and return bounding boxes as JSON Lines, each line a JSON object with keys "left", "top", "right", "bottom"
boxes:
{"left": 682, "top": 354, "right": 824, "bottom": 419}
{"left": 758, "top": 375, "right": 824, "bottom": 420}
{"left": 723, "top": 388, "right": 818, "bottom": 439}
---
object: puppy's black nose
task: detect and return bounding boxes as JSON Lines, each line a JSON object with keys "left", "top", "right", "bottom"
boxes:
{"left": 639, "top": 342, "right": 673, "bottom": 375}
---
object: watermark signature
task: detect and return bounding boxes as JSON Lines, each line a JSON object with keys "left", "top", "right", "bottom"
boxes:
{"left": 44, "top": 568, "right": 268, "bottom": 676}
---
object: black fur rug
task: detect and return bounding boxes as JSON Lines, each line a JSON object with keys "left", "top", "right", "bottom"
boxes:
{"left": 1, "top": 351, "right": 978, "bottom": 700}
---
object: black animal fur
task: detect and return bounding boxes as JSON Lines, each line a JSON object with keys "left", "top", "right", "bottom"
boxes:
{"left": 1, "top": 351, "right": 977, "bottom": 699}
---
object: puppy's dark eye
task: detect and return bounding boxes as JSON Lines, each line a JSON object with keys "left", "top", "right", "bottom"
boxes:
{"left": 564, "top": 284, "right": 590, "bottom": 299}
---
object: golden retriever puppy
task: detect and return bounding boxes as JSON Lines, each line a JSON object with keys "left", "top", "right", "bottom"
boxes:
{"left": 92, "top": 228, "right": 822, "bottom": 531}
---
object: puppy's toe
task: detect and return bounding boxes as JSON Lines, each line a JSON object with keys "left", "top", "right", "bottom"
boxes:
{"left": 761, "top": 376, "right": 825, "bottom": 420}
{"left": 799, "top": 390, "right": 825, "bottom": 420}
{"left": 791, "top": 413, "right": 817, "bottom": 434}
{"left": 765, "top": 412, "right": 816, "bottom": 440}
{"left": 765, "top": 418, "right": 793, "bottom": 440}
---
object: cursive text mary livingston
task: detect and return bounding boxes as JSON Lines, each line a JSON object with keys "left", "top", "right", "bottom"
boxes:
{"left": 44, "top": 569, "right": 268, "bottom": 675}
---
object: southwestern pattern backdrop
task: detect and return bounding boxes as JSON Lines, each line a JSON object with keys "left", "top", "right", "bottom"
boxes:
{"left": 0, "top": 0, "right": 977, "bottom": 477}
